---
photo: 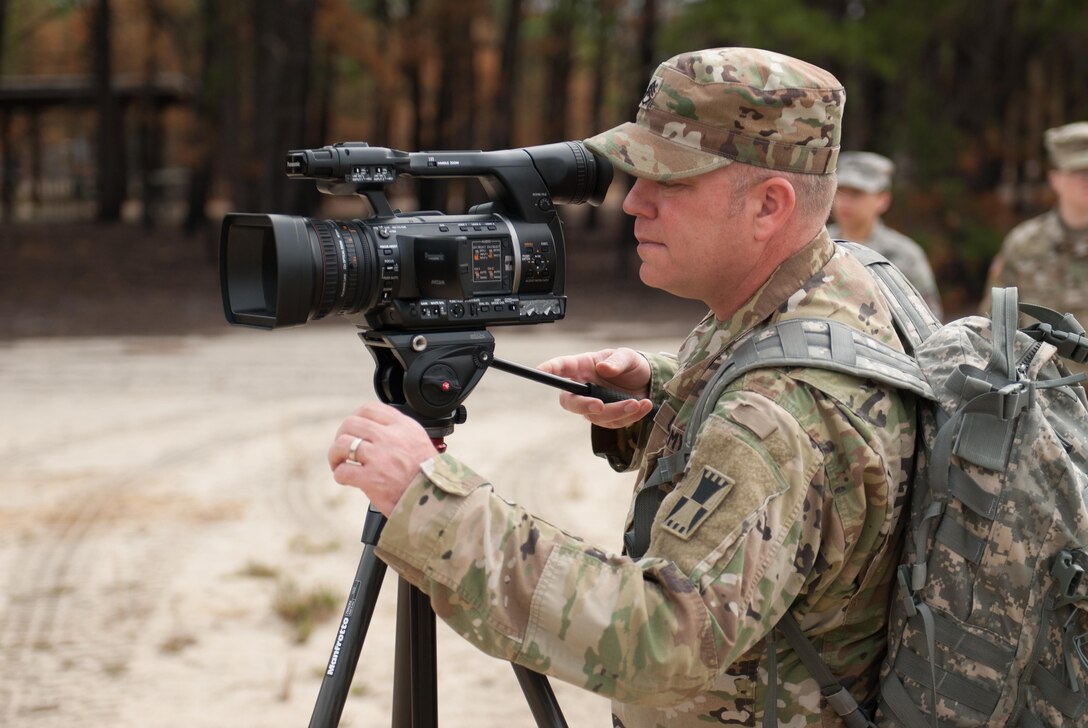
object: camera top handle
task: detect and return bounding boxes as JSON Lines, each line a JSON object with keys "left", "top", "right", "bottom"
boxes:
{"left": 285, "top": 141, "right": 613, "bottom": 221}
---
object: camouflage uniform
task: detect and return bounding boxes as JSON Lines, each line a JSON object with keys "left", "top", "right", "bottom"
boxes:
{"left": 375, "top": 231, "right": 915, "bottom": 726}
{"left": 828, "top": 220, "right": 943, "bottom": 320}
{"left": 981, "top": 211, "right": 1088, "bottom": 376}
{"left": 829, "top": 152, "right": 943, "bottom": 319}
{"left": 982, "top": 121, "right": 1088, "bottom": 377}
{"left": 374, "top": 48, "right": 916, "bottom": 726}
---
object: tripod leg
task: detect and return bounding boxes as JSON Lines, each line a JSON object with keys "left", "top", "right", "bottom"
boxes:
{"left": 512, "top": 664, "right": 570, "bottom": 728}
{"left": 392, "top": 579, "right": 438, "bottom": 727}
{"left": 309, "top": 507, "right": 389, "bottom": 728}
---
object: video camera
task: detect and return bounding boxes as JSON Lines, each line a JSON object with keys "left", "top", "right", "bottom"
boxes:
{"left": 217, "top": 140, "right": 614, "bottom": 424}
{"left": 222, "top": 143, "right": 626, "bottom": 727}
{"left": 219, "top": 140, "right": 612, "bottom": 333}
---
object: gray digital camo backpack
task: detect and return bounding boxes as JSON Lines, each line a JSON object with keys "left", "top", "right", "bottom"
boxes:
{"left": 657, "top": 242, "right": 1088, "bottom": 727}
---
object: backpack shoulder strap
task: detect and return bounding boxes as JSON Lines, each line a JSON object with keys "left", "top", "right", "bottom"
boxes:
{"left": 647, "top": 317, "right": 932, "bottom": 492}
{"left": 835, "top": 240, "right": 942, "bottom": 352}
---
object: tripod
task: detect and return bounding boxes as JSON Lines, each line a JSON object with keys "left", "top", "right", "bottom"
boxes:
{"left": 307, "top": 329, "right": 637, "bottom": 727}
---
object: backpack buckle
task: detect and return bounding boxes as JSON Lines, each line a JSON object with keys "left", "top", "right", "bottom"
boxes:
{"left": 1052, "top": 549, "right": 1086, "bottom": 604}
{"left": 897, "top": 565, "right": 918, "bottom": 618}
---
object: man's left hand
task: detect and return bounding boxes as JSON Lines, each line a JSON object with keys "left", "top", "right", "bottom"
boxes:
{"left": 328, "top": 402, "right": 439, "bottom": 517}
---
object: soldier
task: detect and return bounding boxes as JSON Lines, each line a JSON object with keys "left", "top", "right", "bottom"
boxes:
{"left": 328, "top": 48, "right": 916, "bottom": 726}
{"left": 982, "top": 121, "right": 1088, "bottom": 376}
{"left": 828, "top": 151, "right": 944, "bottom": 319}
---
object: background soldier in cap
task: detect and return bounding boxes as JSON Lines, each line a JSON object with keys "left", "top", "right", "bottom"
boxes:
{"left": 982, "top": 121, "right": 1088, "bottom": 376}
{"left": 327, "top": 47, "right": 915, "bottom": 726}
{"left": 828, "top": 151, "right": 944, "bottom": 319}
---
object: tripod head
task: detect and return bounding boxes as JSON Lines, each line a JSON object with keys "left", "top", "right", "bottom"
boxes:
{"left": 360, "top": 329, "right": 496, "bottom": 438}
{"left": 361, "top": 326, "right": 648, "bottom": 440}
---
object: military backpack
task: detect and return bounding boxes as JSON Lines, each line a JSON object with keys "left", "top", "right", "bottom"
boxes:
{"left": 637, "top": 242, "right": 1088, "bottom": 727}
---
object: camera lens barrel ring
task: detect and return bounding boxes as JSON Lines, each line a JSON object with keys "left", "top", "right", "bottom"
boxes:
{"left": 312, "top": 221, "right": 341, "bottom": 319}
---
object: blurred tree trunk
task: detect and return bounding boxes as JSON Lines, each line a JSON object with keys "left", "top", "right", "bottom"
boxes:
{"left": 493, "top": 0, "right": 523, "bottom": 149}
{"left": 92, "top": 0, "right": 126, "bottom": 222}
{"left": 616, "top": 0, "right": 656, "bottom": 278}
{"left": 419, "top": 3, "right": 482, "bottom": 213}
{"left": 0, "top": 0, "right": 7, "bottom": 75}
{"left": 252, "top": 0, "right": 316, "bottom": 214}
{"left": 139, "top": 0, "right": 165, "bottom": 228}
{"left": 542, "top": 0, "right": 577, "bottom": 143}
{"left": 184, "top": 0, "right": 231, "bottom": 242}
{"left": 403, "top": 0, "right": 425, "bottom": 152}
{"left": 370, "top": 0, "right": 393, "bottom": 143}
{"left": 585, "top": 0, "right": 617, "bottom": 229}
{"left": 0, "top": 0, "right": 8, "bottom": 220}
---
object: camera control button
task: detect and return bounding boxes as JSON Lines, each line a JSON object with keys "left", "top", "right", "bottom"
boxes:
{"left": 439, "top": 225, "right": 449, "bottom": 232}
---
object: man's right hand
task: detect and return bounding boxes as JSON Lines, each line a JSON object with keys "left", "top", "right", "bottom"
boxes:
{"left": 538, "top": 348, "right": 654, "bottom": 429}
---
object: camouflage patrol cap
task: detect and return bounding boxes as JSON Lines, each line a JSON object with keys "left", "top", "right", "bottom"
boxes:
{"left": 1045, "top": 122, "right": 1088, "bottom": 171}
{"left": 585, "top": 47, "right": 844, "bottom": 181}
{"left": 836, "top": 151, "right": 895, "bottom": 193}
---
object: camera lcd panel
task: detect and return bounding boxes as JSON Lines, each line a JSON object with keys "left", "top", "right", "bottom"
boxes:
{"left": 471, "top": 239, "right": 503, "bottom": 283}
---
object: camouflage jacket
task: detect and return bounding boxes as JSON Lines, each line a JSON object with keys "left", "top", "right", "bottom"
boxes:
{"left": 982, "top": 209, "right": 1088, "bottom": 376}
{"left": 828, "top": 219, "right": 943, "bottom": 320}
{"left": 375, "top": 231, "right": 916, "bottom": 727}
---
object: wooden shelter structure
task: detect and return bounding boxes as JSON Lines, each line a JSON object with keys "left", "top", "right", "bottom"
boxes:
{"left": 0, "top": 73, "right": 190, "bottom": 223}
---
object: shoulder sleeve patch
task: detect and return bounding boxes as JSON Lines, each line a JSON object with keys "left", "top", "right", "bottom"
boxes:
{"left": 660, "top": 465, "right": 734, "bottom": 540}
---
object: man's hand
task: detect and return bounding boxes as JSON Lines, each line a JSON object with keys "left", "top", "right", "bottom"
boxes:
{"left": 328, "top": 402, "right": 439, "bottom": 517}
{"left": 538, "top": 347, "right": 654, "bottom": 429}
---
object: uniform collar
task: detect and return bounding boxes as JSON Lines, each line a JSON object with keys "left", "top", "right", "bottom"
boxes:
{"left": 665, "top": 229, "right": 837, "bottom": 399}
{"left": 713, "top": 228, "right": 836, "bottom": 350}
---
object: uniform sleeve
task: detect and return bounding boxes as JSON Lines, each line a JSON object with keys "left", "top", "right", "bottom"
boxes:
{"left": 375, "top": 385, "right": 829, "bottom": 707}
{"left": 590, "top": 350, "right": 679, "bottom": 472}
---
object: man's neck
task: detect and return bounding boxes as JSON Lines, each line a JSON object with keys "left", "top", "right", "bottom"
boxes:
{"left": 836, "top": 218, "right": 877, "bottom": 242}
{"left": 1058, "top": 200, "right": 1088, "bottom": 231}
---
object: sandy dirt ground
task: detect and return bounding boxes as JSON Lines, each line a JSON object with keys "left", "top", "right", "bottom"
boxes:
{"left": 0, "top": 320, "right": 691, "bottom": 727}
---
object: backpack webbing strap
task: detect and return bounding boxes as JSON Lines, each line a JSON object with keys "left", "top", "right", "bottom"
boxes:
{"left": 894, "top": 642, "right": 1001, "bottom": 714}
{"left": 630, "top": 318, "right": 933, "bottom": 558}
{"left": 1020, "top": 302, "right": 1088, "bottom": 365}
{"left": 989, "top": 287, "right": 1019, "bottom": 380}
{"left": 1020, "top": 711, "right": 1047, "bottom": 728}
{"left": 880, "top": 671, "right": 939, "bottom": 728}
{"left": 1031, "top": 665, "right": 1088, "bottom": 718}
{"left": 684, "top": 318, "right": 932, "bottom": 458}
{"left": 774, "top": 613, "right": 876, "bottom": 728}
{"left": 836, "top": 241, "right": 942, "bottom": 351}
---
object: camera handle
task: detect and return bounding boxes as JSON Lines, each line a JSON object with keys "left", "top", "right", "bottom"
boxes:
{"left": 309, "top": 330, "right": 648, "bottom": 727}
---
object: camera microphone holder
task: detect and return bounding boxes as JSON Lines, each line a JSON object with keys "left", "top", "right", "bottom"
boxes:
{"left": 311, "top": 327, "right": 647, "bottom": 728}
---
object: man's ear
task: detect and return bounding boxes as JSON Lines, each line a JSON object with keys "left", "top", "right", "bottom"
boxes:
{"left": 752, "top": 177, "right": 797, "bottom": 241}
{"left": 876, "top": 190, "right": 892, "bottom": 215}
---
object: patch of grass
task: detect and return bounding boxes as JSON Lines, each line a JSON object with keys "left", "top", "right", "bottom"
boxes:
{"left": 273, "top": 581, "right": 340, "bottom": 643}
{"left": 102, "top": 660, "right": 128, "bottom": 677}
{"left": 160, "top": 633, "right": 198, "bottom": 653}
{"left": 288, "top": 534, "right": 341, "bottom": 555}
{"left": 238, "top": 561, "right": 280, "bottom": 579}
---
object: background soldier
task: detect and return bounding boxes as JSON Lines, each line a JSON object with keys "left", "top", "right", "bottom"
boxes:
{"left": 983, "top": 121, "right": 1088, "bottom": 376}
{"left": 828, "top": 151, "right": 944, "bottom": 319}
{"left": 327, "top": 48, "right": 915, "bottom": 726}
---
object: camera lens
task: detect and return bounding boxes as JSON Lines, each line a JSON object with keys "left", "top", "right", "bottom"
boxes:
{"left": 220, "top": 213, "right": 378, "bottom": 329}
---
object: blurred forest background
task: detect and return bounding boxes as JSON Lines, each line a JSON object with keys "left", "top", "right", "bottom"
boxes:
{"left": 2, "top": 0, "right": 1088, "bottom": 334}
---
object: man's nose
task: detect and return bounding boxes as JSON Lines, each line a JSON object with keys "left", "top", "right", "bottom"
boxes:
{"left": 622, "top": 178, "right": 656, "bottom": 218}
